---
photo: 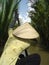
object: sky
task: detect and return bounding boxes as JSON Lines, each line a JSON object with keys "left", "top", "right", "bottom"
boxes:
{"left": 19, "top": 0, "right": 28, "bottom": 19}
{"left": 19, "top": 0, "right": 31, "bottom": 24}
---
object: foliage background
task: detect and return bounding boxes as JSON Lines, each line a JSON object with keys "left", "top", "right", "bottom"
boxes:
{"left": 29, "top": 0, "right": 49, "bottom": 51}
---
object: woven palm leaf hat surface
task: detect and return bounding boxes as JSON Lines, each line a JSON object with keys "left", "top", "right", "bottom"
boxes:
{"left": 13, "top": 23, "right": 39, "bottom": 39}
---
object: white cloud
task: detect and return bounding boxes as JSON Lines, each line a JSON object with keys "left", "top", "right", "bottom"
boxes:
{"left": 28, "top": 7, "right": 35, "bottom": 12}
{"left": 19, "top": 14, "right": 24, "bottom": 25}
{"left": 28, "top": 0, "right": 35, "bottom": 12}
{"left": 19, "top": 14, "right": 23, "bottom": 19}
{"left": 28, "top": 2, "right": 31, "bottom": 7}
{"left": 19, "top": 14, "right": 31, "bottom": 25}
{"left": 24, "top": 17, "right": 31, "bottom": 23}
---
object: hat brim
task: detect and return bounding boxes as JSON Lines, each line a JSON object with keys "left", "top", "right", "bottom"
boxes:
{"left": 13, "top": 23, "right": 39, "bottom": 39}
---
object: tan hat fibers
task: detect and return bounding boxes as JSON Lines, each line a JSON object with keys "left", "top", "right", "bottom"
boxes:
{"left": 13, "top": 23, "right": 39, "bottom": 39}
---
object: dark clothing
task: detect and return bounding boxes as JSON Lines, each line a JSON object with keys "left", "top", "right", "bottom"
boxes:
{"left": 16, "top": 53, "right": 41, "bottom": 65}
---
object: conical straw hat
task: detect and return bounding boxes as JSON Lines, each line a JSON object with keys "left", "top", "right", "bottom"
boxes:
{"left": 13, "top": 23, "right": 39, "bottom": 39}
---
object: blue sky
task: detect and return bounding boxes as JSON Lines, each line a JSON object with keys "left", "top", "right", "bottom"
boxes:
{"left": 19, "top": 0, "right": 28, "bottom": 19}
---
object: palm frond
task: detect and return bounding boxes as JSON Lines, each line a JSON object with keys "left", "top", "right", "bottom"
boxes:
{"left": 0, "top": 0, "right": 21, "bottom": 56}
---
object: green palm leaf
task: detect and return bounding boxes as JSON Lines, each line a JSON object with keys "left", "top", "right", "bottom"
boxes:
{"left": 0, "top": 0, "right": 21, "bottom": 56}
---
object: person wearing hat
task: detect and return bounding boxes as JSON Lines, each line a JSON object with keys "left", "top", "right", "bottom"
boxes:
{"left": 0, "top": 23, "right": 40, "bottom": 65}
